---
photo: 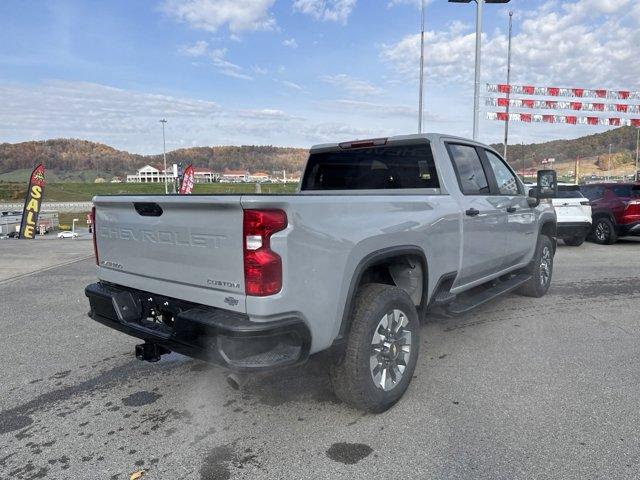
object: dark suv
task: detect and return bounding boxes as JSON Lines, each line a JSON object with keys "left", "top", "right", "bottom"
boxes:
{"left": 580, "top": 183, "right": 640, "bottom": 244}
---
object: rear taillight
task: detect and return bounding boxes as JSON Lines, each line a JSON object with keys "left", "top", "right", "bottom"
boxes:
{"left": 243, "top": 209, "right": 287, "bottom": 296}
{"left": 91, "top": 206, "right": 99, "bottom": 265}
{"left": 625, "top": 200, "right": 640, "bottom": 214}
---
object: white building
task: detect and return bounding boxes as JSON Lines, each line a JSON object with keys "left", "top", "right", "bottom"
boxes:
{"left": 126, "top": 165, "right": 170, "bottom": 183}
{"left": 127, "top": 165, "right": 220, "bottom": 183}
{"left": 220, "top": 170, "right": 250, "bottom": 183}
{"left": 193, "top": 168, "right": 219, "bottom": 183}
{"left": 249, "top": 172, "right": 270, "bottom": 183}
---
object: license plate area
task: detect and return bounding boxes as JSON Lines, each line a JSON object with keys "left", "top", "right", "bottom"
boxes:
{"left": 111, "top": 290, "right": 183, "bottom": 337}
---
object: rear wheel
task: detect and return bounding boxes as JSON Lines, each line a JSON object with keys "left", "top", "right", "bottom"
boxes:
{"left": 563, "top": 235, "right": 585, "bottom": 247}
{"left": 591, "top": 217, "right": 617, "bottom": 245}
{"left": 330, "top": 284, "right": 419, "bottom": 413}
{"left": 516, "top": 235, "right": 554, "bottom": 298}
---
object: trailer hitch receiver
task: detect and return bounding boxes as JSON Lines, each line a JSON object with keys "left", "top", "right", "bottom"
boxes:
{"left": 135, "top": 343, "right": 170, "bottom": 362}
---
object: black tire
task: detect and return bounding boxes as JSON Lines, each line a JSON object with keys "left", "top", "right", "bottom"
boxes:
{"left": 591, "top": 217, "right": 617, "bottom": 245}
{"left": 563, "top": 235, "right": 585, "bottom": 247}
{"left": 330, "top": 283, "right": 420, "bottom": 413}
{"left": 516, "top": 235, "right": 554, "bottom": 298}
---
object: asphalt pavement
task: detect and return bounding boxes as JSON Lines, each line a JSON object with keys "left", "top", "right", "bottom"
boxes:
{"left": 1, "top": 237, "right": 639, "bottom": 479}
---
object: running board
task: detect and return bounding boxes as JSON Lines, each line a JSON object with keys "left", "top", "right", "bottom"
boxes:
{"left": 445, "top": 274, "right": 531, "bottom": 316}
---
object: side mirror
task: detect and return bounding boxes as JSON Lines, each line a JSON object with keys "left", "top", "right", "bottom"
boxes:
{"left": 527, "top": 189, "right": 539, "bottom": 207}
{"left": 537, "top": 169, "right": 558, "bottom": 199}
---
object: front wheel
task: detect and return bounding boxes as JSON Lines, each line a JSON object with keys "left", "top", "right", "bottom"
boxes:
{"left": 591, "top": 217, "right": 617, "bottom": 245}
{"left": 516, "top": 235, "right": 554, "bottom": 298}
{"left": 330, "top": 284, "right": 420, "bottom": 413}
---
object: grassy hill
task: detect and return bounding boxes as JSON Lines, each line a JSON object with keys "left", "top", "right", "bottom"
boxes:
{"left": 494, "top": 126, "right": 639, "bottom": 181}
{"left": 0, "top": 139, "right": 308, "bottom": 181}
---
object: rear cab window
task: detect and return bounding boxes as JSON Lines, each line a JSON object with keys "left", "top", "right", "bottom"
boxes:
{"left": 300, "top": 142, "right": 440, "bottom": 191}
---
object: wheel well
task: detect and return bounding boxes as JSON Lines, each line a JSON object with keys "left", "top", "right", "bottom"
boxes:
{"left": 357, "top": 254, "right": 426, "bottom": 307}
{"left": 335, "top": 249, "right": 428, "bottom": 343}
{"left": 592, "top": 212, "right": 615, "bottom": 223}
{"left": 540, "top": 221, "right": 556, "bottom": 239}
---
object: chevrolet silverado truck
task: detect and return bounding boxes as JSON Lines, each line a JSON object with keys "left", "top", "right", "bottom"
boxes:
{"left": 85, "top": 134, "right": 558, "bottom": 412}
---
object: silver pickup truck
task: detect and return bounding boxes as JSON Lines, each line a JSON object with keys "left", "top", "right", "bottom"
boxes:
{"left": 85, "top": 133, "right": 557, "bottom": 412}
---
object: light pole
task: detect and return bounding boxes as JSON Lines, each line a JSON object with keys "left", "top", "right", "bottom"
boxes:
{"left": 608, "top": 143, "right": 612, "bottom": 180}
{"left": 635, "top": 127, "right": 639, "bottom": 182}
{"left": 503, "top": 11, "right": 513, "bottom": 159}
{"left": 160, "top": 119, "right": 168, "bottom": 194}
{"left": 449, "top": 0, "right": 511, "bottom": 141}
{"left": 418, "top": 0, "right": 426, "bottom": 134}
{"left": 72, "top": 218, "right": 79, "bottom": 234}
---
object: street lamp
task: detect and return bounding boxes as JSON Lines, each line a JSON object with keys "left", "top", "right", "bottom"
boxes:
{"left": 160, "top": 119, "right": 168, "bottom": 194}
{"left": 635, "top": 127, "right": 639, "bottom": 182}
{"left": 449, "top": 0, "right": 511, "bottom": 141}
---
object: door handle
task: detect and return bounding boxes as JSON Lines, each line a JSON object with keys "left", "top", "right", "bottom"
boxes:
{"left": 465, "top": 208, "right": 480, "bottom": 217}
{"left": 506, "top": 206, "right": 517, "bottom": 213}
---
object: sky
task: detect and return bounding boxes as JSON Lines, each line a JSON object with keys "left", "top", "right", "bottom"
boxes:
{"left": 0, "top": 0, "right": 639, "bottom": 154}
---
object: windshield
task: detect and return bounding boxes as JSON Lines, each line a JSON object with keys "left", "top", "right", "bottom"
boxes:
{"left": 554, "top": 185, "right": 585, "bottom": 199}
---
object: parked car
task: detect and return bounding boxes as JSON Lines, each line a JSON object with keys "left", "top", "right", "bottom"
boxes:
{"left": 0, "top": 234, "right": 8, "bottom": 240}
{"left": 85, "top": 134, "right": 558, "bottom": 412}
{"left": 553, "top": 184, "right": 592, "bottom": 246}
{"left": 58, "top": 231, "right": 79, "bottom": 239}
{"left": 7, "top": 231, "right": 19, "bottom": 238}
{"left": 580, "top": 183, "right": 640, "bottom": 244}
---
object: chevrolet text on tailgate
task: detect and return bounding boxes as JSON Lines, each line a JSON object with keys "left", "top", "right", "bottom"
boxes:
{"left": 86, "top": 133, "right": 558, "bottom": 412}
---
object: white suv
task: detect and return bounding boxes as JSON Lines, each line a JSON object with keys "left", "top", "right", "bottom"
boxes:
{"left": 525, "top": 183, "right": 592, "bottom": 246}
{"left": 553, "top": 184, "right": 592, "bottom": 246}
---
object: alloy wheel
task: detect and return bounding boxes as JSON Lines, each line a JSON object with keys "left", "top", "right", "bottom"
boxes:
{"left": 370, "top": 309, "right": 412, "bottom": 392}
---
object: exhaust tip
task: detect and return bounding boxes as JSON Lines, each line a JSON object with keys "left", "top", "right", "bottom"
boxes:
{"left": 226, "top": 373, "right": 242, "bottom": 390}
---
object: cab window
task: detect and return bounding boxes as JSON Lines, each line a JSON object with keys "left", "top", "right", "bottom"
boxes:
{"left": 447, "top": 144, "right": 490, "bottom": 195}
{"left": 484, "top": 150, "right": 520, "bottom": 195}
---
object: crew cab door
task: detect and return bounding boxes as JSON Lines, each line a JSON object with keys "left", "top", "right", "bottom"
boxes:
{"left": 446, "top": 143, "right": 507, "bottom": 286}
{"left": 480, "top": 148, "right": 536, "bottom": 267}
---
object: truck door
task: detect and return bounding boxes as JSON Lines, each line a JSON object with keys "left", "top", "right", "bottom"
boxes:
{"left": 446, "top": 143, "right": 507, "bottom": 287}
{"left": 481, "top": 148, "right": 536, "bottom": 268}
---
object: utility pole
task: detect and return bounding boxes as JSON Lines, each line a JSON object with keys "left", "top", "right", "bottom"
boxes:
{"left": 418, "top": 0, "right": 426, "bottom": 134}
{"left": 472, "top": 0, "right": 483, "bottom": 140}
{"left": 503, "top": 11, "right": 513, "bottom": 159}
{"left": 160, "top": 119, "right": 168, "bottom": 194}
{"left": 635, "top": 127, "right": 640, "bottom": 182}
{"left": 608, "top": 143, "right": 612, "bottom": 181}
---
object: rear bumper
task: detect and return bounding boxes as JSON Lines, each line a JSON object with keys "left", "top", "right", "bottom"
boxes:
{"left": 557, "top": 221, "right": 591, "bottom": 239}
{"left": 85, "top": 282, "right": 311, "bottom": 372}
{"left": 619, "top": 221, "right": 640, "bottom": 236}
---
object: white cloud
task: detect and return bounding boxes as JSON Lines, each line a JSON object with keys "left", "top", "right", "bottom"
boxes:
{"left": 161, "top": 0, "right": 277, "bottom": 34}
{"left": 387, "top": 0, "right": 432, "bottom": 8}
{"left": 330, "top": 100, "right": 415, "bottom": 117}
{"left": 292, "top": 0, "right": 356, "bottom": 24}
{"left": 282, "top": 37, "right": 298, "bottom": 48}
{"left": 380, "top": 0, "right": 640, "bottom": 88}
{"left": 252, "top": 65, "right": 268, "bottom": 74}
{"left": 279, "top": 80, "right": 304, "bottom": 91}
{"left": 178, "top": 43, "right": 253, "bottom": 80}
{"left": 321, "top": 74, "right": 384, "bottom": 97}
{"left": 0, "top": 80, "right": 374, "bottom": 152}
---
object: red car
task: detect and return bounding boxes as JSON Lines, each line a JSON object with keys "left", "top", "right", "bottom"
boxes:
{"left": 580, "top": 183, "right": 640, "bottom": 244}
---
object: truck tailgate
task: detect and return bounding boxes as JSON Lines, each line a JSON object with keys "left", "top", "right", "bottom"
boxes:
{"left": 93, "top": 195, "right": 246, "bottom": 312}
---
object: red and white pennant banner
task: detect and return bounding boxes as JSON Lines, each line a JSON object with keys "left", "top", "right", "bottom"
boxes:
{"left": 486, "top": 97, "right": 640, "bottom": 114}
{"left": 487, "top": 84, "right": 640, "bottom": 100}
{"left": 486, "top": 112, "right": 640, "bottom": 127}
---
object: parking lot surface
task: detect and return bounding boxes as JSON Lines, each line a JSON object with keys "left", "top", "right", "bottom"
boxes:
{"left": 1, "top": 238, "right": 639, "bottom": 479}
